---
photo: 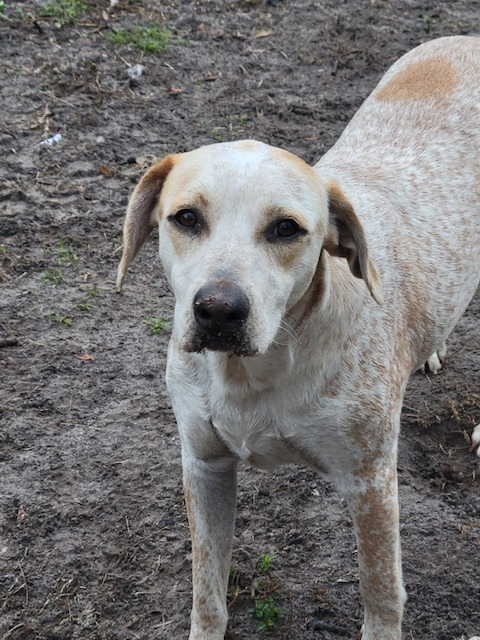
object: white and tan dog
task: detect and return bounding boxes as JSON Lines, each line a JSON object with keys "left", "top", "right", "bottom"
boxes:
{"left": 118, "top": 36, "right": 480, "bottom": 640}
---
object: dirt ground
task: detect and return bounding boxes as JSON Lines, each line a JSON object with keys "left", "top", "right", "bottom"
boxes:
{"left": 1, "top": 1, "right": 479, "bottom": 639}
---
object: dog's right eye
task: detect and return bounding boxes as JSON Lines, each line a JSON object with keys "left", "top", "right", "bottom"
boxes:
{"left": 174, "top": 210, "right": 199, "bottom": 228}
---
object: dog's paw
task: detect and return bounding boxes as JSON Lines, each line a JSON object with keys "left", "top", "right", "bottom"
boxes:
{"left": 470, "top": 424, "right": 480, "bottom": 458}
{"left": 417, "top": 342, "right": 447, "bottom": 375}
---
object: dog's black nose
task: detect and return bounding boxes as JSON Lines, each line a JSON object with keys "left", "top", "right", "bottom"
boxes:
{"left": 193, "top": 281, "right": 250, "bottom": 338}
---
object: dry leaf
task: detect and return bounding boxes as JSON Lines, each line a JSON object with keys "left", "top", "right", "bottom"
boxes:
{"left": 99, "top": 165, "right": 114, "bottom": 178}
{"left": 254, "top": 29, "right": 272, "bottom": 38}
{"left": 17, "top": 505, "right": 26, "bottom": 528}
{"left": 75, "top": 353, "right": 95, "bottom": 361}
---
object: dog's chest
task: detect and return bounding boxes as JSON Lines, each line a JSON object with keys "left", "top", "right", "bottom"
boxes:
{"left": 207, "top": 378, "right": 347, "bottom": 472}
{"left": 212, "top": 402, "right": 301, "bottom": 468}
{"left": 210, "top": 394, "right": 307, "bottom": 469}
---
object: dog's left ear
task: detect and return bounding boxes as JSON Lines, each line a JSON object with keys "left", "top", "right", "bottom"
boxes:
{"left": 117, "top": 155, "right": 175, "bottom": 291}
{"left": 324, "top": 183, "right": 383, "bottom": 304}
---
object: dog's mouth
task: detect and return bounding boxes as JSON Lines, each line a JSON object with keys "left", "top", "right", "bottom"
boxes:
{"left": 185, "top": 331, "right": 257, "bottom": 357}
{"left": 183, "top": 280, "right": 258, "bottom": 357}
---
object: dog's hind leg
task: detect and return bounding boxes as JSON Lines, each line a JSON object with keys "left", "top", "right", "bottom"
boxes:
{"left": 470, "top": 424, "right": 480, "bottom": 457}
{"left": 417, "top": 341, "right": 447, "bottom": 375}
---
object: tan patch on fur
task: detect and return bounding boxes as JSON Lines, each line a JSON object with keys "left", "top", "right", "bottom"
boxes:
{"left": 376, "top": 57, "right": 458, "bottom": 102}
{"left": 353, "top": 466, "right": 404, "bottom": 629}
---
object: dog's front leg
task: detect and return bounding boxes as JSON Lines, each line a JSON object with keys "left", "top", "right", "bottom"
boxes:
{"left": 342, "top": 455, "right": 406, "bottom": 640}
{"left": 182, "top": 452, "right": 238, "bottom": 640}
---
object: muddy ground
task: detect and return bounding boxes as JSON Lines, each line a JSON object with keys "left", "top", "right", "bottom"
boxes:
{"left": 1, "top": 1, "right": 479, "bottom": 639}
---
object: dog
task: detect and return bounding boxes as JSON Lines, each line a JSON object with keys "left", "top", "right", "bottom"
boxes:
{"left": 117, "top": 36, "right": 480, "bottom": 639}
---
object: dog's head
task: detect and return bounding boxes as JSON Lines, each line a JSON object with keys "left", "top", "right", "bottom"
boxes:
{"left": 118, "top": 140, "right": 382, "bottom": 356}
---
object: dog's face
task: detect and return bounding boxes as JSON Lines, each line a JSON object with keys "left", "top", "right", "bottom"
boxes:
{"left": 118, "top": 140, "right": 381, "bottom": 356}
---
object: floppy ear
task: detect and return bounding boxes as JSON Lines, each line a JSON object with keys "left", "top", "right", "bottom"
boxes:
{"left": 324, "top": 182, "right": 383, "bottom": 304}
{"left": 117, "top": 155, "right": 175, "bottom": 291}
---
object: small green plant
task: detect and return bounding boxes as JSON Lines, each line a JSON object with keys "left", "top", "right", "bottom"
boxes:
{"left": 145, "top": 317, "right": 166, "bottom": 335}
{"left": 57, "top": 241, "right": 78, "bottom": 266}
{"left": 41, "top": 0, "right": 90, "bottom": 26}
{"left": 209, "top": 128, "right": 224, "bottom": 143}
{"left": 77, "top": 301, "right": 92, "bottom": 311}
{"left": 251, "top": 554, "right": 282, "bottom": 631}
{"left": 227, "top": 565, "right": 241, "bottom": 603}
{"left": 254, "top": 594, "right": 280, "bottom": 631}
{"left": 259, "top": 553, "right": 275, "bottom": 573}
{"left": 50, "top": 312, "right": 73, "bottom": 326}
{"left": 43, "top": 269, "right": 63, "bottom": 286}
{"left": 422, "top": 14, "right": 433, "bottom": 33}
{"left": 109, "top": 24, "right": 170, "bottom": 53}
{"left": 0, "top": 2, "right": 5, "bottom": 15}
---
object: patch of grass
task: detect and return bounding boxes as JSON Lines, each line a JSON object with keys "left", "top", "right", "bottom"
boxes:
{"left": 254, "top": 593, "right": 280, "bottom": 631}
{"left": 422, "top": 14, "right": 433, "bottom": 33}
{"left": 43, "top": 269, "right": 63, "bottom": 286}
{"left": 41, "top": 0, "right": 90, "bottom": 26}
{"left": 0, "top": 2, "right": 5, "bottom": 15}
{"left": 251, "top": 553, "right": 282, "bottom": 631}
{"left": 209, "top": 128, "right": 224, "bottom": 142}
{"left": 258, "top": 553, "right": 275, "bottom": 573}
{"left": 227, "top": 565, "right": 241, "bottom": 604}
{"left": 49, "top": 312, "right": 73, "bottom": 327}
{"left": 145, "top": 317, "right": 166, "bottom": 335}
{"left": 209, "top": 114, "right": 250, "bottom": 143}
{"left": 43, "top": 240, "right": 79, "bottom": 286}
{"left": 56, "top": 240, "right": 78, "bottom": 266}
{"left": 108, "top": 24, "right": 170, "bottom": 53}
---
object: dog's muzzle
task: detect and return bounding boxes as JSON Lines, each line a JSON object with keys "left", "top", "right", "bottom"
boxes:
{"left": 189, "top": 280, "right": 254, "bottom": 356}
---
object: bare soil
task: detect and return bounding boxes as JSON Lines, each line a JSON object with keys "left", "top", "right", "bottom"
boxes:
{"left": 1, "top": 1, "right": 479, "bottom": 639}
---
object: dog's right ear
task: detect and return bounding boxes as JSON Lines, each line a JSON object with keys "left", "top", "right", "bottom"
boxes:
{"left": 117, "top": 155, "right": 175, "bottom": 291}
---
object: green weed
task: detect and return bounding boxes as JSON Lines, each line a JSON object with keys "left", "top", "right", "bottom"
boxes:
{"left": 108, "top": 24, "right": 170, "bottom": 53}
{"left": 145, "top": 317, "right": 166, "bottom": 335}
{"left": 422, "top": 14, "right": 433, "bottom": 33}
{"left": 227, "top": 565, "right": 241, "bottom": 603}
{"left": 254, "top": 594, "right": 280, "bottom": 631}
{"left": 251, "top": 554, "right": 282, "bottom": 631}
{"left": 43, "top": 269, "right": 63, "bottom": 286}
{"left": 41, "top": 0, "right": 90, "bottom": 26}
{"left": 49, "top": 312, "right": 73, "bottom": 326}
{"left": 258, "top": 553, "right": 275, "bottom": 573}
{"left": 57, "top": 240, "right": 78, "bottom": 266}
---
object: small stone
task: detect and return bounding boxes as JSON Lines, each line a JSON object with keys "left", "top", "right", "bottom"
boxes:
{"left": 127, "top": 64, "right": 144, "bottom": 80}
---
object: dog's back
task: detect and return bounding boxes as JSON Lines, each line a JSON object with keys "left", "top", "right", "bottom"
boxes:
{"left": 317, "top": 36, "right": 480, "bottom": 371}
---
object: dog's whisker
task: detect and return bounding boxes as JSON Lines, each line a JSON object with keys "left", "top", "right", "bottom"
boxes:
{"left": 279, "top": 319, "right": 301, "bottom": 344}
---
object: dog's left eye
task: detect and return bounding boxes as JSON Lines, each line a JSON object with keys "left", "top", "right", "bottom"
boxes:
{"left": 275, "top": 219, "right": 301, "bottom": 238}
{"left": 174, "top": 210, "right": 199, "bottom": 228}
{"left": 267, "top": 218, "right": 306, "bottom": 242}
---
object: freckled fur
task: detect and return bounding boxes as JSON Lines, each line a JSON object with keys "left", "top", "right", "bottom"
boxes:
{"left": 118, "top": 36, "right": 480, "bottom": 640}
